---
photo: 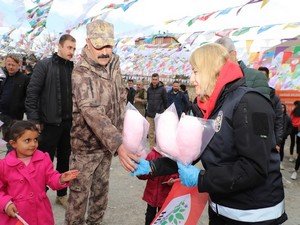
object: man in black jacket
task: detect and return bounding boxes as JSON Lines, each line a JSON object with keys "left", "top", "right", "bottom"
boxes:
{"left": 146, "top": 73, "right": 167, "bottom": 147}
{"left": 25, "top": 34, "right": 76, "bottom": 208}
{"left": 126, "top": 79, "right": 136, "bottom": 104}
{"left": 0, "top": 54, "right": 29, "bottom": 143}
{"left": 258, "top": 67, "right": 284, "bottom": 163}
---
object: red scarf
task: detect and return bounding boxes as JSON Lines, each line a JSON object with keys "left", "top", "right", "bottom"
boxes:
{"left": 197, "top": 60, "right": 243, "bottom": 119}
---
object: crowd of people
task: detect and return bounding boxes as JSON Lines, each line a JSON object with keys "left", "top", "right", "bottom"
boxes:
{"left": 0, "top": 19, "right": 299, "bottom": 225}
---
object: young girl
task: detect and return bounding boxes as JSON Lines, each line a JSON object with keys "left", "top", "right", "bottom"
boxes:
{"left": 137, "top": 147, "right": 178, "bottom": 225}
{"left": 0, "top": 120, "right": 79, "bottom": 225}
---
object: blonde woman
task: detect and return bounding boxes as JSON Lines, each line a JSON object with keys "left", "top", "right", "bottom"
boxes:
{"left": 132, "top": 43, "right": 287, "bottom": 225}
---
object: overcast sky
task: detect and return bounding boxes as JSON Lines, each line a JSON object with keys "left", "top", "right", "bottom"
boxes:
{"left": 1, "top": 0, "right": 300, "bottom": 51}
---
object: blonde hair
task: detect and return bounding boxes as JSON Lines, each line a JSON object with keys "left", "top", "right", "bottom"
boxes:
{"left": 189, "top": 43, "right": 229, "bottom": 98}
{"left": 5, "top": 54, "right": 20, "bottom": 64}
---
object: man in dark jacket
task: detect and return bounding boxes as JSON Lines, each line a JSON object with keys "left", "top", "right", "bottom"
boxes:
{"left": 0, "top": 54, "right": 29, "bottom": 143}
{"left": 215, "top": 37, "right": 270, "bottom": 98}
{"left": 167, "top": 81, "right": 189, "bottom": 118}
{"left": 258, "top": 66, "right": 284, "bottom": 154}
{"left": 25, "top": 34, "right": 76, "bottom": 208}
{"left": 146, "top": 73, "right": 167, "bottom": 147}
{"left": 126, "top": 79, "right": 136, "bottom": 104}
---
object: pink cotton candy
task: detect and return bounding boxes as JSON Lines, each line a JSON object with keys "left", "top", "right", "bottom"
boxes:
{"left": 123, "top": 109, "right": 145, "bottom": 153}
{"left": 156, "top": 111, "right": 180, "bottom": 158}
{"left": 176, "top": 115, "right": 204, "bottom": 165}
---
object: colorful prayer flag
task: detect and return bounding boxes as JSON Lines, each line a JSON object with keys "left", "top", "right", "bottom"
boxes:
{"left": 236, "top": 0, "right": 262, "bottom": 15}
{"left": 232, "top": 27, "right": 251, "bottom": 36}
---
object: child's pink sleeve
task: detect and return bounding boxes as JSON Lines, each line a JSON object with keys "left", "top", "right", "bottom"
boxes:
{"left": 43, "top": 153, "right": 69, "bottom": 190}
{"left": 0, "top": 161, "right": 12, "bottom": 212}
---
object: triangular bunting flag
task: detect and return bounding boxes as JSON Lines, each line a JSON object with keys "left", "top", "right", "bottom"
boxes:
{"left": 232, "top": 27, "right": 251, "bottom": 36}
{"left": 261, "top": 0, "right": 270, "bottom": 8}
{"left": 236, "top": 0, "right": 262, "bottom": 15}
{"left": 282, "top": 51, "right": 293, "bottom": 64}
{"left": 293, "top": 46, "right": 300, "bottom": 55}
{"left": 257, "top": 24, "right": 275, "bottom": 34}
{"left": 274, "top": 46, "right": 289, "bottom": 58}
{"left": 246, "top": 40, "right": 254, "bottom": 53}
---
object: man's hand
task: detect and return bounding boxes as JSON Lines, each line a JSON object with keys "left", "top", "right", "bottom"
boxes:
{"left": 275, "top": 145, "right": 280, "bottom": 152}
{"left": 117, "top": 144, "right": 139, "bottom": 172}
{"left": 6, "top": 203, "right": 18, "bottom": 217}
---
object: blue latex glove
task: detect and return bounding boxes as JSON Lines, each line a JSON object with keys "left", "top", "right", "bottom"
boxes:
{"left": 131, "top": 159, "right": 151, "bottom": 176}
{"left": 177, "top": 162, "right": 200, "bottom": 187}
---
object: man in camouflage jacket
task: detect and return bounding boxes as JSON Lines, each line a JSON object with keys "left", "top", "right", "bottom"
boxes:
{"left": 65, "top": 20, "right": 139, "bottom": 225}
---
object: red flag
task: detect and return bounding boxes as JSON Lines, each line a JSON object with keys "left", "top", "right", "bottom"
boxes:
{"left": 151, "top": 181, "right": 208, "bottom": 225}
{"left": 282, "top": 52, "right": 293, "bottom": 64}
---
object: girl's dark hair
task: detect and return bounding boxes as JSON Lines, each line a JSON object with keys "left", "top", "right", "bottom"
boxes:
{"left": 292, "top": 102, "right": 300, "bottom": 117}
{"left": 7, "top": 120, "right": 39, "bottom": 141}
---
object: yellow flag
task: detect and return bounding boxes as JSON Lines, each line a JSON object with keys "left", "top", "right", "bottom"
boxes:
{"left": 283, "top": 22, "right": 300, "bottom": 29}
{"left": 261, "top": 0, "right": 270, "bottom": 8}
{"left": 249, "top": 52, "right": 259, "bottom": 64}
{"left": 246, "top": 40, "right": 254, "bottom": 53}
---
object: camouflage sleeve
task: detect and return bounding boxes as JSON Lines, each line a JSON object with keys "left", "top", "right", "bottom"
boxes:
{"left": 72, "top": 67, "right": 123, "bottom": 154}
{"left": 116, "top": 59, "right": 127, "bottom": 131}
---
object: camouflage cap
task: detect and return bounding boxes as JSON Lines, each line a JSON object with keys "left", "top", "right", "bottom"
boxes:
{"left": 87, "top": 20, "right": 114, "bottom": 49}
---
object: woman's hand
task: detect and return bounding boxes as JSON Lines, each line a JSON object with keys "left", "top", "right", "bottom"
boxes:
{"left": 131, "top": 159, "right": 151, "bottom": 176}
{"left": 177, "top": 162, "right": 200, "bottom": 187}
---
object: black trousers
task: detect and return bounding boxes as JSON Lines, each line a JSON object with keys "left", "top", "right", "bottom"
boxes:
{"left": 38, "top": 120, "right": 72, "bottom": 197}
{"left": 145, "top": 204, "right": 160, "bottom": 225}
{"left": 290, "top": 127, "right": 298, "bottom": 155}
{"left": 279, "top": 139, "right": 286, "bottom": 161}
{"left": 294, "top": 136, "right": 300, "bottom": 171}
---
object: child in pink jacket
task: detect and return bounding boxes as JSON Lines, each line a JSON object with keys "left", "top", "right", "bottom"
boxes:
{"left": 0, "top": 120, "right": 79, "bottom": 225}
